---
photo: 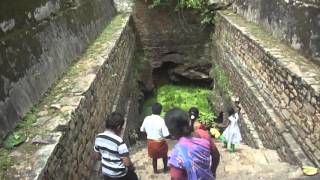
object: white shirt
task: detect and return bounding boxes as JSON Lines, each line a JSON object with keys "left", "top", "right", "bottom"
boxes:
{"left": 140, "top": 114, "right": 170, "bottom": 140}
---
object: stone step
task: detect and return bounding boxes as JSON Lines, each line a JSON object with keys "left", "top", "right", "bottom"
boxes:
{"left": 127, "top": 140, "right": 304, "bottom": 180}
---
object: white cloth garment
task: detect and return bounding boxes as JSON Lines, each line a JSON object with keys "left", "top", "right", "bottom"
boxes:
{"left": 140, "top": 114, "right": 170, "bottom": 140}
{"left": 222, "top": 113, "right": 242, "bottom": 144}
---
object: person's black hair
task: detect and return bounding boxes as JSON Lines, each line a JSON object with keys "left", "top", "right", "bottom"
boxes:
{"left": 188, "top": 107, "right": 199, "bottom": 120}
{"left": 227, "top": 107, "right": 235, "bottom": 116}
{"left": 152, "top": 103, "right": 162, "bottom": 115}
{"left": 164, "top": 108, "right": 192, "bottom": 138}
{"left": 105, "top": 112, "right": 125, "bottom": 130}
{"left": 215, "top": 111, "right": 224, "bottom": 124}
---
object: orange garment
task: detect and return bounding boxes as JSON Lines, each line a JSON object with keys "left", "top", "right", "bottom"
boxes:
{"left": 147, "top": 139, "right": 168, "bottom": 159}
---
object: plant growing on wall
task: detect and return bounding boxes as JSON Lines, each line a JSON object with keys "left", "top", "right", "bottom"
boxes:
{"left": 211, "top": 64, "right": 233, "bottom": 96}
{"left": 146, "top": 0, "right": 233, "bottom": 24}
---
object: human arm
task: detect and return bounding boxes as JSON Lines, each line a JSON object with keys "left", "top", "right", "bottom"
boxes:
{"left": 215, "top": 117, "right": 230, "bottom": 128}
{"left": 161, "top": 120, "right": 170, "bottom": 139}
{"left": 210, "top": 138, "right": 220, "bottom": 177}
{"left": 140, "top": 119, "right": 146, "bottom": 132}
{"left": 92, "top": 151, "right": 101, "bottom": 161}
{"left": 118, "top": 142, "right": 135, "bottom": 170}
{"left": 170, "top": 166, "right": 186, "bottom": 180}
{"left": 93, "top": 138, "right": 101, "bottom": 161}
{"left": 121, "top": 156, "right": 135, "bottom": 171}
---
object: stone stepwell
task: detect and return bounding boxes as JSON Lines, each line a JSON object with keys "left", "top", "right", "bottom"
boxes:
{"left": 91, "top": 139, "right": 305, "bottom": 180}
{"left": 1, "top": 13, "right": 139, "bottom": 179}
{"left": 213, "top": 10, "right": 320, "bottom": 167}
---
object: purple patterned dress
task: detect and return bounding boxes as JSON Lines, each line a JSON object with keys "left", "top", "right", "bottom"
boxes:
{"left": 168, "top": 137, "right": 214, "bottom": 180}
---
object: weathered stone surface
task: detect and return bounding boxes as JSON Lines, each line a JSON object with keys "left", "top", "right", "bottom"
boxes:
{"left": 230, "top": 0, "right": 320, "bottom": 64}
{"left": 3, "top": 14, "right": 140, "bottom": 179}
{"left": 133, "top": 0, "right": 212, "bottom": 86}
{"left": 0, "top": 0, "right": 118, "bottom": 141}
{"left": 31, "top": 134, "right": 57, "bottom": 145}
{"left": 213, "top": 10, "right": 320, "bottom": 166}
{"left": 110, "top": 140, "right": 303, "bottom": 180}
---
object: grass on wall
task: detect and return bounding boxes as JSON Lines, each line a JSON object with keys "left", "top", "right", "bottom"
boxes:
{"left": 211, "top": 64, "right": 233, "bottom": 96}
{"left": 142, "top": 84, "right": 216, "bottom": 127}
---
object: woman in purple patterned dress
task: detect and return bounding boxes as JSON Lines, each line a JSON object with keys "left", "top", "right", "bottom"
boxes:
{"left": 164, "top": 108, "right": 216, "bottom": 180}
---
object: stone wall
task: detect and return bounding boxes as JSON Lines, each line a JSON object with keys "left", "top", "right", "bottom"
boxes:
{"left": 132, "top": 0, "right": 212, "bottom": 87}
{"left": 213, "top": 11, "right": 320, "bottom": 166}
{"left": 41, "top": 16, "right": 137, "bottom": 180}
{"left": 225, "top": 0, "right": 320, "bottom": 64}
{"left": 0, "top": 0, "right": 117, "bottom": 141}
{"left": 4, "top": 14, "right": 139, "bottom": 179}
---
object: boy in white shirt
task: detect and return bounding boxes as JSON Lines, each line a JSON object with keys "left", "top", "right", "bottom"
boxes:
{"left": 140, "top": 103, "right": 170, "bottom": 174}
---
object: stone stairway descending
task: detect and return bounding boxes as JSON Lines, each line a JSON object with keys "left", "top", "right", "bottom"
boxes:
{"left": 126, "top": 139, "right": 304, "bottom": 180}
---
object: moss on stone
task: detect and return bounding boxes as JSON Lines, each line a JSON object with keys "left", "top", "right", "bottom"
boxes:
{"left": 133, "top": 49, "right": 147, "bottom": 78}
{"left": 0, "top": 14, "right": 129, "bottom": 176}
{"left": 0, "top": 149, "right": 13, "bottom": 178}
{"left": 210, "top": 64, "right": 233, "bottom": 97}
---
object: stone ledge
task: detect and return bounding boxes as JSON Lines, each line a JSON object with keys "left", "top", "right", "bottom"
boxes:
{"left": 215, "top": 10, "right": 320, "bottom": 166}
{"left": 2, "top": 14, "right": 133, "bottom": 179}
{"left": 238, "top": 102, "right": 264, "bottom": 149}
{"left": 219, "top": 10, "right": 320, "bottom": 95}
{"left": 215, "top": 39, "right": 313, "bottom": 166}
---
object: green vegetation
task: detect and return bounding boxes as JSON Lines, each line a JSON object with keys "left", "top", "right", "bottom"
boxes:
{"left": 2, "top": 133, "right": 27, "bottom": 150}
{"left": 2, "top": 110, "right": 37, "bottom": 150}
{"left": 0, "top": 149, "right": 13, "bottom": 178}
{"left": 211, "top": 64, "right": 233, "bottom": 96}
{"left": 147, "top": 0, "right": 231, "bottom": 24}
{"left": 84, "top": 14, "right": 127, "bottom": 59}
{"left": 133, "top": 50, "right": 148, "bottom": 78}
{"left": 143, "top": 84, "right": 216, "bottom": 127}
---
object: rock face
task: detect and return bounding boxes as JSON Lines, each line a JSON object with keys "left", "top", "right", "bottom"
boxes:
{"left": 230, "top": 0, "right": 320, "bottom": 64}
{"left": 132, "top": 0, "right": 213, "bottom": 87}
{"left": 0, "top": 0, "right": 117, "bottom": 141}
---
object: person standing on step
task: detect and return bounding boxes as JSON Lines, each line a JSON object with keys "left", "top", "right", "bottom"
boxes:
{"left": 165, "top": 108, "right": 219, "bottom": 180}
{"left": 93, "top": 112, "right": 138, "bottom": 180}
{"left": 140, "top": 102, "right": 170, "bottom": 174}
{"left": 221, "top": 106, "right": 242, "bottom": 153}
{"left": 189, "top": 107, "right": 220, "bottom": 177}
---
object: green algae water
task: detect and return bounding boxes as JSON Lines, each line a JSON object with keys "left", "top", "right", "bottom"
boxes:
{"left": 143, "top": 85, "right": 215, "bottom": 127}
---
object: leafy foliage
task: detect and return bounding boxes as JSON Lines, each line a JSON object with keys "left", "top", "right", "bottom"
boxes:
{"left": 2, "top": 132, "right": 26, "bottom": 150}
{"left": 146, "top": 0, "right": 222, "bottom": 24}
{"left": 1, "top": 110, "right": 36, "bottom": 150}
{"left": 143, "top": 85, "right": 216, "bottom": 127}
